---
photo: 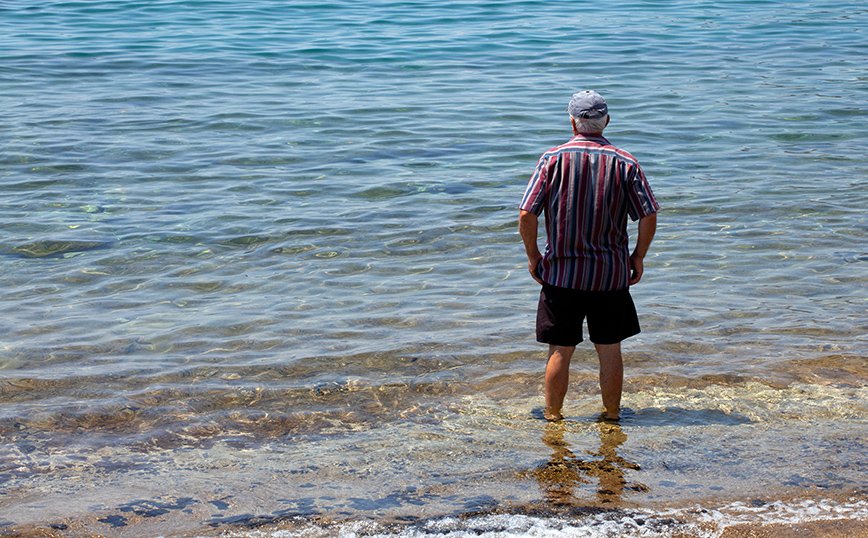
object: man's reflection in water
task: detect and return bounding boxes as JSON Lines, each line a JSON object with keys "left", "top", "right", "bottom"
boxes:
{"left": 533, "top": 421, "right": 648, "bottom": 505}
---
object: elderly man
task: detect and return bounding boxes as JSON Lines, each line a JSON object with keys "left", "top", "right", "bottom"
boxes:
{"left": 519, "top": 90, "right": 659, "bottom": 421}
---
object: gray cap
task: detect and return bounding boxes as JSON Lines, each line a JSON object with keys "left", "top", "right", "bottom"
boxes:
{"left": 568, "top": 90, "right": 608, "bottom": 119}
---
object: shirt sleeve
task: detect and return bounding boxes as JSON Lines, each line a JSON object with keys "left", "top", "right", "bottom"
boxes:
{"left": 625, "top": 164, "right": 659, "bottom": 221}
{"left": 519, "top": 155, "right": 549, "bottom": 215}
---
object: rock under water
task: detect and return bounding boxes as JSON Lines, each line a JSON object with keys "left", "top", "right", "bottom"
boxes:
{"left": 7, "top": 240, "right": 112, "bottom": 258}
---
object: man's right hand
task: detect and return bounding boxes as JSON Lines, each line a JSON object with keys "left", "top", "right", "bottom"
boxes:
{"left": 528, "top": 255, "right": 544, "bottom": 285}
{"left": 519, "top": 210, "right": 545, "bottom": 285}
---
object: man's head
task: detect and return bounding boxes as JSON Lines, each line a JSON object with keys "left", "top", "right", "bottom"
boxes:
{"left": 568, "top": 90, "right": 610, "bottom": 134}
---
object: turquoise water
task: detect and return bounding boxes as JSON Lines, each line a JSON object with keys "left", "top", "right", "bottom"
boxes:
{"left": 1, "top": 1, "right": 867, "bottom": 536}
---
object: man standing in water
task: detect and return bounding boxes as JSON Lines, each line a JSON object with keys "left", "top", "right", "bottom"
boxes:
{"left": 519, "top": 90, "right": 659, "bottom": 421}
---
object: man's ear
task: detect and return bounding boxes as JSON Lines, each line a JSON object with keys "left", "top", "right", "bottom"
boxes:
{"left": 571, "top": 117, "right": 579, "bottom": 135}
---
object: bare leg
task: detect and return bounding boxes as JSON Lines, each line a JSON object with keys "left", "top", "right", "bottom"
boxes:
{"left": 594, "top": 343, "right": 623, "bottom": 420}
{"left": 545, "top": 345, "right": 575, "bottom": 421}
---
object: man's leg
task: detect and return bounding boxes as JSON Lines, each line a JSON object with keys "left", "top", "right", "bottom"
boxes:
{"left": 545, "top": 344, "right": 575, "bottom": 421}
{"left": 594, "top": 343, "right": 623, "bottom": 420}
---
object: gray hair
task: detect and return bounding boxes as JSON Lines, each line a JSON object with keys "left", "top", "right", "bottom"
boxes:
{"left": 571, "top": 114, "right": 609, "bottom": 134}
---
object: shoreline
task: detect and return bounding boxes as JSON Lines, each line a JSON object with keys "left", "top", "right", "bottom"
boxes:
{"left": 3, "top": 492, "right": 868, "bottom": 538}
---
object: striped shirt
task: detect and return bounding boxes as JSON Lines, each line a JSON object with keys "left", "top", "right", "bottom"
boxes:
{"left": 519, "top": 134, "right": 659, "bottom": 291}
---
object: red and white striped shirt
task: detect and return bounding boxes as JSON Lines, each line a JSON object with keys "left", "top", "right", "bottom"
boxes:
{"left": 520, "top": 134, "right": 659, "bottom": 291}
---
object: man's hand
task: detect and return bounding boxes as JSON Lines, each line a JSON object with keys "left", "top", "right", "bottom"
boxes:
{"left": 528, "top": 254, "right": 544, "bottom": 285}
{"left": 629, "top": 252, "right": 644, "bottom": 285}
{"left": 629, "top": 212, "right": 657, "bottom": 286}
{"left": 519, "top": 210, "right": 545, "bottom": 285}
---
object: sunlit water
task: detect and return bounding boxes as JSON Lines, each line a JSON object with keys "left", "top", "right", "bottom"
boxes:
{"left": 1, "top": 1, "right": 867, "bottom": 536}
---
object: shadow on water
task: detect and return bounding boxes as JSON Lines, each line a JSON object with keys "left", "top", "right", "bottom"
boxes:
{"left": 628, "top": 407, "right": 753, "bottom": 427}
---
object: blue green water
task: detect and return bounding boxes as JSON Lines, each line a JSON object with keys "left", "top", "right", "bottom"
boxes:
{"left": 1, "top": 1, "right": 867, "bottom": 536}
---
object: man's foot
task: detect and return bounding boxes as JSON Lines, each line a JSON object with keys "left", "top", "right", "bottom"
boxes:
{"left": 544, "top": 407, "right": 564, "bottom": 422}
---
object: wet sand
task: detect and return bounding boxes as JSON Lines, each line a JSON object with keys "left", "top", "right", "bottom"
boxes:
{"left": 720, "top": 519, "right": 868, "bottom": 538}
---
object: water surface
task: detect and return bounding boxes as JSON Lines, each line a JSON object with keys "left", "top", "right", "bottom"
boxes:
{"left": 1, "top": 1, "right": 867, "bottom": 536}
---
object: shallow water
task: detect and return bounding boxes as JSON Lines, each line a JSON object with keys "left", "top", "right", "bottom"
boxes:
{"left": 1, "top": 0, "right": 868, "bottom": 536}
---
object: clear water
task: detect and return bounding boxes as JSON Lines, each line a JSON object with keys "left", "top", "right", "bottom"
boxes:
{"left": 1, "top": 1, "right": 867, "bottom": 536}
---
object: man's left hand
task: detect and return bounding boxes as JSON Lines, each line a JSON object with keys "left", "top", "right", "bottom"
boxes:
{"left": 629, "top": 253, "right": 644, "bottom": 285}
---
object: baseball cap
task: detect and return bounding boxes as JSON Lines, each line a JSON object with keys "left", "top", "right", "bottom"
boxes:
{"left": 568, "top": 90, "right": 608, "bottom": 119}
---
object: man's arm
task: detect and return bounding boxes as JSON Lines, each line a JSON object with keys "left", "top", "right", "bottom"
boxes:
{"left": 519, "top": 210, "right": 544, "bottom": 284}
{"left": 629, "top": 212, "right": 657, "bottom": 285}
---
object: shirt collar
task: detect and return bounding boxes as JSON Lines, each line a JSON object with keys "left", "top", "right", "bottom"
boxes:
{"left": 570, "top": 133, "right": 609, "bottom": 143}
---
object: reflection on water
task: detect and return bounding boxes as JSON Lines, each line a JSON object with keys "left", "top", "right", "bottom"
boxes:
{"left": 533, "top": 421, "right": 647, "bottom": 506}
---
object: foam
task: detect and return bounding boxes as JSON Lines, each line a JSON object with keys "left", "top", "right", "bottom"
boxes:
{"left": 694, "top": 497, "right": 868, "bottom": 527}
{"left": 220, "top": 498, "right": 868, "bottom": 538}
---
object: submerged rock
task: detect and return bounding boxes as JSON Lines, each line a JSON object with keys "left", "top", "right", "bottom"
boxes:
{"left": 7, "top": 239, "right": 112, "bottom": 258}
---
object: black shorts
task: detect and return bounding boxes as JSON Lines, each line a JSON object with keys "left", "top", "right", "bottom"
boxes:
{"left": 536, "top": 283, "right": 640, "bottom": 346}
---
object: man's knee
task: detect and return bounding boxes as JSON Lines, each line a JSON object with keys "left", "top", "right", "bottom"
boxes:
{"left": 594, "top": 343, "right": 622, "bottom": 360}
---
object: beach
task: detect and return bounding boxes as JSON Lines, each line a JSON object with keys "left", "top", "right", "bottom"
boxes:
{"left": 3, "top": 352, "right": 867, "bottom": 536}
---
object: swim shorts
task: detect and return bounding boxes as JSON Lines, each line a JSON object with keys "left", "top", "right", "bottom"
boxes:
{"left": 536, "top": 283, "right": 640, "bottom": 346}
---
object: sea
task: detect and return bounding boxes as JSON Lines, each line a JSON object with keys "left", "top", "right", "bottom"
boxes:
{"left": 1, "top": 1, "right": 867, "bottom": 536}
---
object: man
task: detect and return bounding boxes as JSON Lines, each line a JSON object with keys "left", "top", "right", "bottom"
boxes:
{"left": 519, "top": 90, "right": 659, "bottom": 422}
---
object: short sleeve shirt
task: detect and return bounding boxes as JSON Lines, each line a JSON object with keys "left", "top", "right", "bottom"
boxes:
{"left": 519, "top": 134, "right": 659, "bottom": 291}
